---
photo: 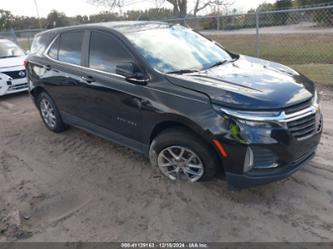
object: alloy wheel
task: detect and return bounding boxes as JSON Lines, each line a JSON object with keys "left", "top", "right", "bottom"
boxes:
{"left": 157, "top": 145, "right": 204, "bottom": 182}
{"left": 40, "top": 98, "right": 57, "bottom": 129}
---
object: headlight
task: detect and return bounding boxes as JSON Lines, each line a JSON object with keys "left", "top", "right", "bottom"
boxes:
{"left": 213, "top": 105, "right": 282, "bottom": 122}
{"left": 313, "top": 89, "right": 320, "bottom": 109}
{"left": 243, "top": 147, "right": 254, "bottom": 172}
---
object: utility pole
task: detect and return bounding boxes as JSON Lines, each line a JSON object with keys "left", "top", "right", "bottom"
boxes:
{"left": 33, "top": 0, "right": 42, "bottom": 29}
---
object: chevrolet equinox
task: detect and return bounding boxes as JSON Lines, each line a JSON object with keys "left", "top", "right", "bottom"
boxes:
{"left": 26, "top": 22, "right": 323, "bottom": 189}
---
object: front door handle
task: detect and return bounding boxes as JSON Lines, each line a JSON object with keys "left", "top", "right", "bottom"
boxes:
{"left": 81, "top": 76, "right": 95, "bottom": 84}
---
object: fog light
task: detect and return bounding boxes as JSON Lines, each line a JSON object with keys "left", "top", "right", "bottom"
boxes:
{"left": 243, "top": 147, "right": 254, "bottom": 172}
{"left": 315, "top": 113, "right": 323, "bottom": 133}
{"left": 252, "top": 147, "right": 279, "bottom": 169}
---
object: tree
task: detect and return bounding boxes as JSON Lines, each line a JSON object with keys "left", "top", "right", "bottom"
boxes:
{"left": 295, "top": 0, "right": 332, "bottom": 7}
{"left": 46, "top": 10, "right": 69, "bottom": 28}
{"left": 193, "top": 0, "right": 232, "bottom": 16}
{"left": 126, "top": 8, "right": 173, "bottom": 20}
{"left": 256, "top": 3, "right": 275, "bottom": 11}
{"left": 274, "top": 0, "right": 293, "bottom": 9}
{"left": 88, "top": 0, "right": 232, "bottom": 18}
{"left": 88, "top": 11, "right": 122, "bottom": 23}
{"left": 167, "top": 0, "right": 187, "bottom": 17}
{"left": 273, "top": 0, "right": 292, "bottom": 24}
{"left": 12, "top": 16, "right": 46, "bottom": 29}
{"left": 0, "top": 9, "right": 14, "bottom": 31}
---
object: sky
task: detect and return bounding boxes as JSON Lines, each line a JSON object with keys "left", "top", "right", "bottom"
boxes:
{"left": 1, "top": 0, "right": 276, "bottom": 18}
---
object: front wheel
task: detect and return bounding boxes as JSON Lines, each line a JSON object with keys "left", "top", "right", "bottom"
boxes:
{"left": 149, "top": 128, "right": 218, "bottom": 182}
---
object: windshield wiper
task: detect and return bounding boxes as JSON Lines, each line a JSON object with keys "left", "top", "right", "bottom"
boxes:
{"left": 166, "top": 69, "right": 200, "bottom": 75}
{"left": 206, "top": 60, "right": 228, "bottom": 70}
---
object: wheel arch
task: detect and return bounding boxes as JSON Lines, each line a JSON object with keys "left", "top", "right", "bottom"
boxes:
{"left": 148, "top": 117, "right": 224, "bottom": 170}
{"left": 30, "top": 86, "right": 48, "bottom": 105}
{"left": 149, "top": 120, "right": 207, "bottom": 144}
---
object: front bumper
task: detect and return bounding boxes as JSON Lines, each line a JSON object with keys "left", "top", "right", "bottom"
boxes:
{"left": 214, "top": 110, "right": 322, "bottom": 189}
{"left": 225, "top": 148, "right": 315, "bottom": 190}
{"left": 0, "top": 78, "right": 28, "bottom": 96}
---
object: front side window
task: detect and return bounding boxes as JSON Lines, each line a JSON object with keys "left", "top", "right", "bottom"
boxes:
{"left": 125, "top": 25, "right": 233, "bottom": 73}
{"left": 0, "top": 40, "right": 25, "bottom": 58}
{"left": 89, "top": 31, "right": 133, "bottom": 73}
{"left": 58, "top": 31, "right": 84, "bottom": 65}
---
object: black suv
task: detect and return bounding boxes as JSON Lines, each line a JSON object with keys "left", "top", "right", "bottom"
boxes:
{"left": 26, "top": 21, "right": 323, "bottom": 189}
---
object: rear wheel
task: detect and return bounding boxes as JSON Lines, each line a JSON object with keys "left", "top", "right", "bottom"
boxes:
{"left": 37, "top": 92, "right": 66, "bottom": 133}
{"left": 149, "top": 128, "right": 218, "bottom": 182}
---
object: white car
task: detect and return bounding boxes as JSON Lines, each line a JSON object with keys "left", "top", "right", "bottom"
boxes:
{"left": 0, "top": 39, "right": 28, "bottom": 96}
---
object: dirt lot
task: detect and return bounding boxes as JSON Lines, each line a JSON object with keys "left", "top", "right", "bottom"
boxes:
{"left": 0, "top": 86, "right": 333, "bottom": 242}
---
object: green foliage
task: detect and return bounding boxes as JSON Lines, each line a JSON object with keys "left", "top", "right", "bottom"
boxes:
{"left": 295, "top": 0, "right": 333, "bottom": 7}
{"left": 126, "top": 8, "right": 174, "bottom": 20}
{"left": 88, "top": 11, "right": 122, "bottom": 23}
{"left": 273, "top": 0, "right": 293, "bottom": 25}
{"left": 275, "top": 0, "right": 293, "bottom": 9}
{"left": 1, "top": 0, "right": 333, "bottom": 30}
{"left": 46, "top": 10, "right": 69, "bottom": 28}
{"left": 0, "top": 9, "right": 14, "bottom": 31}
{"left": 313, "top": 9, "right": 333, "bottom": 26}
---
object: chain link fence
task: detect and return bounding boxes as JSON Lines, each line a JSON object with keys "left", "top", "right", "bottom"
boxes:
{"left": 0, "top": 29, "right": 44, "bottom": 51}
{"left": 0, "top": 5, "right": 332, "bottom": 83}
{"left": 163, "top": 5, "right": 333, "bottom": 67}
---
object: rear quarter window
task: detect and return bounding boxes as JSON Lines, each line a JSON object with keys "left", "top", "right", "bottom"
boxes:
{"left": 31, "top": 32, "right": 56, "bottom": 56}
{"left": 48, "top": 37, "right": 59, "bottom": 59}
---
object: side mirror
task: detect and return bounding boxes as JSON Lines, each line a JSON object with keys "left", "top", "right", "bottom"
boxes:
{"left": 9, "top": 48, "right": 15, "bottom": 56}
{"left": 116, "top": 63, "right": 148, "bottom": 85}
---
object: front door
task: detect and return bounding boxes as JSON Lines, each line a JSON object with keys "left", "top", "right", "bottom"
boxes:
{"left": 74, "top": 30, "right": 145, "bottom": 148}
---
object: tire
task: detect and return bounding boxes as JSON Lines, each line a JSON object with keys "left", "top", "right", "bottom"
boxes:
{"left": 149, "top": 128, "right": 218, "bottom": 182}
{"left": 37, "top": 92, "right": 66, "bottom": 133}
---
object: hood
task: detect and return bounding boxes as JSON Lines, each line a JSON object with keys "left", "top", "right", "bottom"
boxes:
{"left": 0, "top": 56, "right": 26, "bottom": 69}
{"left": 166, "top": 55, "right": 314, "bottom": 110}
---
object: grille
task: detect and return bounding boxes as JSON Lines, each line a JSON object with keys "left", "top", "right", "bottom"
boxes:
{"left": 2, "top": 70, "right": 26, "bottom": 79}
{"left": 284, "top": 99, "right": 312, "bottom": 114}
{"left": 9, "top": 83, "right": 28, "bottom": 91}
{"left": 287, "top": 113, "right": 316, "bottom": 139}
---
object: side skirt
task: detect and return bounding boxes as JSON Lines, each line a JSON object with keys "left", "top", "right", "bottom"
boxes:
{"left": 61, "top": 112, "right": 149, "bottom": 156}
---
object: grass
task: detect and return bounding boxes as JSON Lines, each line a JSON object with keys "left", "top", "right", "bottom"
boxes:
{"left": 17, "top": 39, "right": 32, "bottom": 51}
{"left": 208, "top": 33, "right": 333, "bottom": 65}
{"left": 17, "top": 33, "right": 332, "bottom": 85}
{"left": 290, "top": 64, "right": 333, "bottom": 86}
{"left": 208, "top": 33, "right": 333, "bottom": 85}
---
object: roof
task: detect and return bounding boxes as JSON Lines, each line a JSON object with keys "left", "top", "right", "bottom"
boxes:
{"left": 38, "top": 21, "right": 170, "bottom": 36}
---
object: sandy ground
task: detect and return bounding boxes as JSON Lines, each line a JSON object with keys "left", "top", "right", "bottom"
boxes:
{"left": 0, "top": 85, "right": 333, "bottom": 242}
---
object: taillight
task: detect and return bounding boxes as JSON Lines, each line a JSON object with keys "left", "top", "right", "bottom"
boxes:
{"left": 24, "top": 60, "right": 28, "bottom": 69}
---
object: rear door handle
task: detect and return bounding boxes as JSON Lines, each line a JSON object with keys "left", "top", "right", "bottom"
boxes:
{"left": 81, "top": 76, "right": 95, "bottom": 84}
{"left": 43, "top": 65, "right": 51, "bottom": 71}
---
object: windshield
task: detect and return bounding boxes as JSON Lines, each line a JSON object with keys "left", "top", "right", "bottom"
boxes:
{"left": 0, "top": 40, "right": 25, "bottom": 58}
{"left": 125, "top": 25, "right": 233, "bottom": 74}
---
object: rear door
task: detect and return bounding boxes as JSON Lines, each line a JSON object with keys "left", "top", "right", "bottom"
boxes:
{"left": 42, "top": 30, "right": 88, "bottom": 116}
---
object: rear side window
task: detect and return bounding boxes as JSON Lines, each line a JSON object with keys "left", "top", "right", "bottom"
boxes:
{"left": 89, "top": 31, "right": 133, "bottom": 73}
{"left": 58, "top": 31, "right": 84, "bottom": 65}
